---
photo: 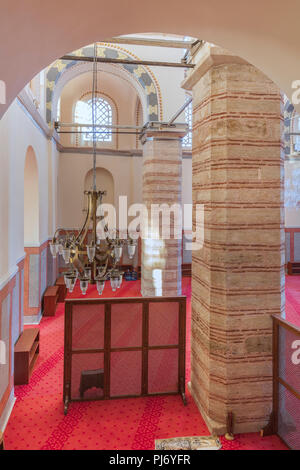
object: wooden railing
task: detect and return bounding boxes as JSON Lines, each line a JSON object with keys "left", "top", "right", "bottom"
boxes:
{"left": 63, "top": 295, "right": 186, "bottom": 415}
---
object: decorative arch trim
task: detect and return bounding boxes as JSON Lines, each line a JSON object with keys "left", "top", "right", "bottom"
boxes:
{"left": 46, "top": 44, "right": 161, "bottom": 124}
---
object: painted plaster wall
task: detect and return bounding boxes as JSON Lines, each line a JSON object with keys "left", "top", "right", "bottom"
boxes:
{"left": 0, "top": 98, "right": 57, "bottom": 282}
{"left": 58, "top": 151, "right": 192, "bottom": 230}
{"left": 0, "top": 92, "right": 58, "bottom": 430}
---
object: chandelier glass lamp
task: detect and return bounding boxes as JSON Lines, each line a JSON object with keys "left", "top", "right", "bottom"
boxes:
{"left": 50, "top": 43, "right": 137, "bottom": 295}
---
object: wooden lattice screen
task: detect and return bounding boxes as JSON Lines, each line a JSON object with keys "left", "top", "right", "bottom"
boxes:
{"left": 272, "top": 315, "right": 300, "bottom": 450}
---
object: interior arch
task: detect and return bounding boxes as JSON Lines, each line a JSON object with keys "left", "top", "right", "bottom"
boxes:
{"left": 1, "top": 2, "right": 300, "bottom": 117}
{"left": 24, "top": 146, "right": 39, "bottom": 246}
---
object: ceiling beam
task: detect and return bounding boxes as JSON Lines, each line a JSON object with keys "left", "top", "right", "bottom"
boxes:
{"left": 60, "top": 55, "right": 195, "bottom": 69}
{"left": 100, "top": 37, "right": 198, "bottom": 49}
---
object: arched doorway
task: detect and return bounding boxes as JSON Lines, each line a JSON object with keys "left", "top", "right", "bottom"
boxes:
{"left": 23, "top": 146, "right": 43, "bottom": 324}
{"left": 0, "top": 25, "right": 292, "bottom": 443}
{"left": 24, "top": 146, "right": 39, "bottom": 246}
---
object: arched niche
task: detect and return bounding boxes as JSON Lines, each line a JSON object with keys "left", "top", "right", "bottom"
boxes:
{"left": 84, "top": 167, "right": 115, "bottom": 207}
{"left": 24, "top": 146, "right": 39, "bottom": 246}
{"left": 51, "top": 62, "right": 150, "bottom": 128}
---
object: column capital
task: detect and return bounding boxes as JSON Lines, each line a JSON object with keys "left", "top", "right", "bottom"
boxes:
{"left": 140, "top": 121, "right": 188, "bottom": 145}
{"left": 182, "top": 43, "right": 249, "bottom": 91}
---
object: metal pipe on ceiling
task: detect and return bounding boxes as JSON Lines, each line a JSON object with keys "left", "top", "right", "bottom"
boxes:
{"left": 55, "top": 122, "right": 142, "bottom": 130}
{"left": 168, "top": 97, "right": 193, "bottom": 126}
{"left": 99, "top": 37, "right": 198, "bottom": 49}
{"left": 60, "top": 55, "right": 195, "bottom": 69}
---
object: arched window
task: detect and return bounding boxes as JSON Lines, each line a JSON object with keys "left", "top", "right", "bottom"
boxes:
{"left": 75, "top": 96, "right": 113, "bottom": 143}
{"left": 291, "top": 111, "right": 300, "bottom": 153}
{"left": 182, "top": 98, "right": 192, "bottom": 148}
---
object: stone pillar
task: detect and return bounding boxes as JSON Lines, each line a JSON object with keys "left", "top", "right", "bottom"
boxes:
{"left": 140, "top": 123, "right": 187, "bottom": 297}
{"left": 182, "top": 45, "right": 284, "bottom": 434}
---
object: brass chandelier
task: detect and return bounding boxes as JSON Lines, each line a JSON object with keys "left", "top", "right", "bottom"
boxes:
{"left": 50, "top": 43, "right": 136, "bottom": 295}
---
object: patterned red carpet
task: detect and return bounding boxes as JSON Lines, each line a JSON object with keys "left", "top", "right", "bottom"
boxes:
{"left": 4, "top": 277, "right": 296, "bottom": 450}
{"left": 285, "top": 276, "right": 300, "bottom": 328}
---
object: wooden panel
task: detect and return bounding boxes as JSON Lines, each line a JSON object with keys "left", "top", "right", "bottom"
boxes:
{"left": 44, "top": 285, "right": 59, "bottom": 316}
{"left": 271, "top": 315, "right": 300, "bottom": 449}
{"left": 63, "top": 296, "right": 186, "bottom": 413}
{"left": 14, "top": 328, "right": 39, "bottom": 385}
{"left": 55, "top": 277, "right": 67, "bottom": 302}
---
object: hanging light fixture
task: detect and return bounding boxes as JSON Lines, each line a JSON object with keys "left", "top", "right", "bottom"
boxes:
{"left": 95, "top": 276, "right": 106, "bottom": 296}
{"left": 50, "top": 43, "right": 137, "bottom": 296}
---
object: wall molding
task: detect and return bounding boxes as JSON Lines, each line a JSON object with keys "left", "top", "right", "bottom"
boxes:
{"left": 17, "top": 89, "right": 52, "bottom": 139}
{"left": 16, "top": 254, "right": 26, "bottom": 265}
{"left": 0, "top": 266, "right": 19, "bottom": 292}
{"left": 24, "top": 237, "right": 50, "bottom": 249}
{"left": 58, "top": 146, "right": 192, "bottom": 159}
{"left": 24, "top": 310, "right": 42, "bottom": 326}
{"left": 0, "top": 389, "right": 16, "bottom": 433}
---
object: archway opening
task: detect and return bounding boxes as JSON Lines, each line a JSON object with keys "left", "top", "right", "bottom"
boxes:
{"left": 0, "top": 29, "right": 296, "bottom": 449}
{"left": 24, "top": 146, "right": 39, "bottom": 246}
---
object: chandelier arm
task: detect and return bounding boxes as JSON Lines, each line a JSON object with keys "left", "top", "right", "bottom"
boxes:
{"left": 95, "top": 257, "right": 109, "bottom": 279}
{"left": 71, "top": 253, "right": 86, "bottom": 276}
{"left": 52, "top": 228, "right": 70, "bottom": 242}
{"left": 75, "top": 192, "right": 93, "bottom": 247}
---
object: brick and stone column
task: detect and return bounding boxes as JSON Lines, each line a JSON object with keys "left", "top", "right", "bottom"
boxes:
{"left": 140, "top": 123, "right": 187, "bottom": 297}
{"left": 182, "top": 45, "right": 284, "bottom": 434}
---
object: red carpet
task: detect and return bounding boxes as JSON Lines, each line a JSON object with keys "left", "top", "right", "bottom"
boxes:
{"left": 4, "top": 277, "right": 295, "bottom": 450}
{"left": 285, "top": 276, "right": 300, "bottom": 327}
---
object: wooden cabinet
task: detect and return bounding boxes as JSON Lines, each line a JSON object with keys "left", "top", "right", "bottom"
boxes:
{"left": 14, "top": 328, "right": 40, "bottom": 385}
{"left": 44, "top": 286, "right": 59, "bottom": 316}
{"left": 55, "top": 276, "right": 67, "bottom": 302}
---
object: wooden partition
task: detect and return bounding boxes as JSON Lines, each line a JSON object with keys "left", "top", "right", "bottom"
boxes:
{"left": 63, "top": 296, "right": 186, "bottom": 414}
{"left": 272, "top": 315, "right": 300, "bottom": 449}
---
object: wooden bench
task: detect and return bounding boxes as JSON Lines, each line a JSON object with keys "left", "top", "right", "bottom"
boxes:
{"left": 0, "top": 430, "right": 4, "bottom": 450}
{"left": 55, "top": 276, "right": 67, "bottom": 302}
{"left": 43, "top": 285, "right": 59, "bottom": 316}
{"left": 14, "top": 328, "right": 40, "bottom": 385}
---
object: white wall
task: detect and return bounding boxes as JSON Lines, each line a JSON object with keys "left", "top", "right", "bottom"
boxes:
{"left": 109, "top": 40, "right": 188, "bottom": 122}
{"left": 58, "top": 151, "right": 192, "bottom": 230}
{"left": 55, "top": 41, "right": 193, "bottom": 232}
{"left": 0, "top": 97, "right": 58, "bottom": 282}
{"left": 58, "top": 152, "right": 143, "bottom": 229}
